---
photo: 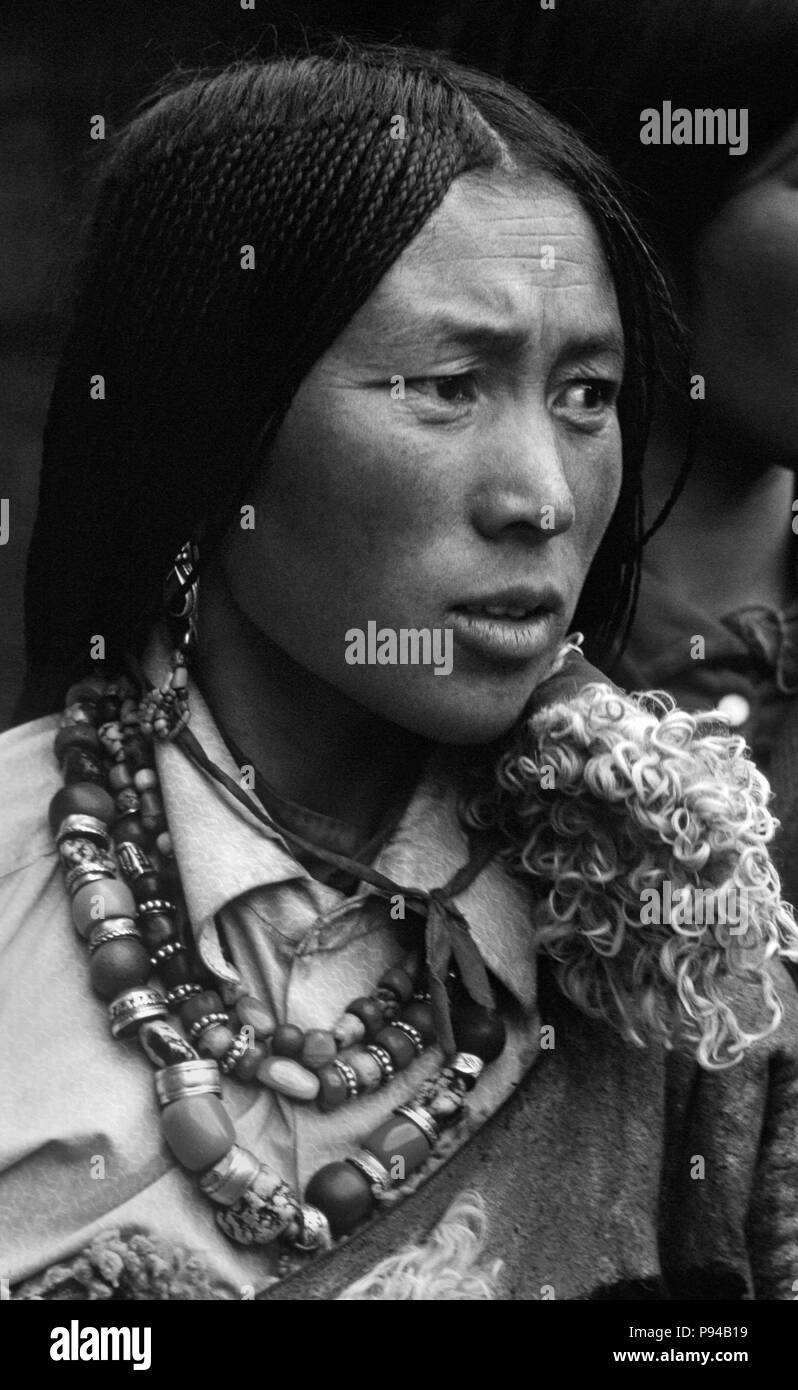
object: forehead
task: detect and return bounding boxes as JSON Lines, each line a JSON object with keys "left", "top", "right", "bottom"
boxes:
{"left": 345, "top": 173, "right": 621, "bottom": 351}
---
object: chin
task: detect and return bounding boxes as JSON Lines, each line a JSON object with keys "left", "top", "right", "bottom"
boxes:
{"left": 381, "top": 677, "right": 538, "bottom": 747}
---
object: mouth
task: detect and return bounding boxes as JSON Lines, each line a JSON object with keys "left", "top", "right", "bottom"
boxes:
{"left": 448, "top": 587, "right": 564, "bottom": 664}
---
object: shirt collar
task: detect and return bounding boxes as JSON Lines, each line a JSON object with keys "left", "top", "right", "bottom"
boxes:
{"left": 142, "top": 629, "right": 537, "bottom": 1014}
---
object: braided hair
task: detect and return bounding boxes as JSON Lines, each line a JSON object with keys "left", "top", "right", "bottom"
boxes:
{"left": 18, "top": 41, "right": 671, "bottom": 721}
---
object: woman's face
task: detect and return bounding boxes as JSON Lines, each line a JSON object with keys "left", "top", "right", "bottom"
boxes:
{"left": 220, "top": 173, "right": 624, "bottom": 744}
{"left": 692, "top": 115, "right": 798, "bottom": 466}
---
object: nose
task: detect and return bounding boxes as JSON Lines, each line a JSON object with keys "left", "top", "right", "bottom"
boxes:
{"left": 469, "top": 411, "right": 576, "bottom": 541}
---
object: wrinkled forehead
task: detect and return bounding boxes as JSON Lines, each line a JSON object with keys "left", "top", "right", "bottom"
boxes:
{"left": 341, "top": 171, "right": 622, "bottom": 358}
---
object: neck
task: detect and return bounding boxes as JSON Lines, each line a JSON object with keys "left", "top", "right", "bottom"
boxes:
{"left": 642, "top": 406, "right": 796, "bottom": 615}
{"left": 193, "top": 562, "right": 428, "bottom": 837}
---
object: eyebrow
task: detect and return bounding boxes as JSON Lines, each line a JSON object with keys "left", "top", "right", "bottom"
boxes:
{"left": 385, "top": 311, "right": 625, "bottom": 366}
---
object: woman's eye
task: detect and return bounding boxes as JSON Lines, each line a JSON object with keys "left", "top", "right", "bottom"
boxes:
{"left": 555, "top": 379, "right": 618, "bottom": 415}
{"left": 406, "top": 373, "right": 478, "bottom": 405}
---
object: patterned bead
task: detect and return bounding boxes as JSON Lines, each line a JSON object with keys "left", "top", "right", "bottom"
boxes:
{"left": 89, "top": 935, "right": 152, "bottom": 1000}
{"left": 58, "top": 836, "right": 112, "bottom": 872}
{"left": 108, "top": 986, "right": 169, "bottom": 1038}
{"left": 139, "top": 1018, "right": 199, "bottom": 1067}
{"left": 300, "top": 1029, "right": 337, "bottom": 1073}
{"left": 161, "top": 1094, "right": 236, "bottom": 1171}
{"left": 115, "top": 842, "right": 153, "bottom": 881}
{"left": 71, "top": 878, "right": 137, "bottom": 937}
{"left": 415, "top": 1068, "right": 467, "bottom": 1123}
{"left": 292, "top": 1204, "right": 333, "bottom": 1251}
{"left": 200, "top": 1145, "right": 261, "bottom": 1206}
{"left": 305, "top": 1161, "right": 374, "bottom": 1238}
{"left": 270, "top": 1024, "right": 305, "bottom": 1059}
{"left": 49, "top": 783, "right": 115, "bottom": 833}
{"left": 217, "top": 1169, "right": 301, "bottom": 1246}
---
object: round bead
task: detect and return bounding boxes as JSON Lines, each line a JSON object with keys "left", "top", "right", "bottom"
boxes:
{"left": 256, "top": 1056, "right": 320, "bottom": 1101}
{"left": 333, "top": 1012, "right": 366, "bottom": 1048}
{"left": 161, "top": 1094, "right": 236, "bottom": 1171}
{"left": 49, "top": 784, "right": 115, "bottom": 834}
{"left": 270, "top": 1024, "right": 305, "bottom": 1059}
{"left": 197, "top": 1024, "right": 236, "bottom": 1060}
{"left": 300, "top": 1029, "right": 337, "bottom": 1072}
{"left": 180, "top": 990, "right": 224, "bottom": 1027}
{"left": 401, "top": 999, "right": 437, "bottom": 1045}
{"left": 363, "top": 1114, "right": 432, "bottom": 1177}
{"left": 377, "top": 966, "right": 415, "bottom": 1005}
{"left": 305, "top": 1161, "right": 374, "bottom": 1238}
{"left": 452, "top": 1003, "right": 507, "bottom": 1064}
{"left": 346, "top": 997, "right": 385, "bottom": 1039}
{"left": 54, "top": 723, "right": 102, "bottom": 762}
{"left": 89, "top": 936, "right": 152, "bottom": 1000}
{"left": 316, "top": 1063, "right": 349, "bottom": 1112}
{"left": 134, "top": 768, "right": 158, "bottom": 791}
{"left": 71, "top": 878, "right": 138, "bottom": 937}
{"left": 156, "top": 831, "right": 173, "bottom": 857}
{"left": 235, "top": 995, "right": 276, "bottom": 1040}
{"left": 375, "top": 1024, "right": 416, "bottom": 1071}
{"left": 340, "top": 1047, "right": 382, "bottom": 1094}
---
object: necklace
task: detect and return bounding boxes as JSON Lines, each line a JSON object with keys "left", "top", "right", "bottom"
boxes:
{"left": 49, "top": 655, "right": 507, "bottom": 1254}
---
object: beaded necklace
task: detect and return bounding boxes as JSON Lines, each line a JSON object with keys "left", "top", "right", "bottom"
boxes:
{"left": 50, "top": 654, "right": 508, "bottom": 1255}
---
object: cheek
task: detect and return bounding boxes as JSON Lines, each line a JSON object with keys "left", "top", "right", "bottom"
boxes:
{"left": 571, "top": 425, "right": 623, "bottom": 551}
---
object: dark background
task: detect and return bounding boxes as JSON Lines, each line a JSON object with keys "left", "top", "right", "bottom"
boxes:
{"left": 0, "top": 0, "right": 462, "bottom": 731}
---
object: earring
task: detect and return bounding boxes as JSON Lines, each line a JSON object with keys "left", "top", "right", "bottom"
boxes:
{"left": 163, "top": 540, "right": 200, "bottom": 656}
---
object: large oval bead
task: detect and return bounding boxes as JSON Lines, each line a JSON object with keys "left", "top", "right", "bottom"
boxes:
{"left": 235, "top": 995, "right": 276, "bottom": 1040}
{"left": 300, "top": 1029, "right": 337, "bottom": 1072}
{"left": 49, "top": 783, "right": 115, "bottom": 834}
{"left": 363, "top": 1114, "right": 432, "bottom": 1177}
{"left": 257, "top": 1056, "right": 320, "bottom": 1102}
{"left": 71, "top": 879, "right": 138, "bottom": 937}
{"left": 305, "top": 1161, "right": 374, "bottom": 1238}
{"left": 89, "top": 936, "right": 151, "bottom": 999}
{"left": 161, "top": 1095, "right": 235, "bottom": 1171}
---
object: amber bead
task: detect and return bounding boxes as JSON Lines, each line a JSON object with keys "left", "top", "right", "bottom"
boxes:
{"left": 257, "top": 1056, "right": 320, "bottom": 1101}
{"left": 378, "top": 966, "right": 415, "bottom": 1005}
{"left": 270, "top": 1024, "right": 305, "bottom": 1059}
{"left": 375, "top": 1025, "right": 416, "bottom": 1071}
{"left": 180, "top": 990, "right": 224, "bottom": 1027}
{"left": 132, "top": 873, "right": 162, "bottom": 904}
{"left": 158, "top": 952, "right": 194, "bottom": 989}
{"left": 89, "top": 936, "right": 152, "bottom": 1000}
{"left": 139, "top": 1019, "right": 198, "bottom": 1067}
{"left": 363, "top": 1114, "right": 432, "bottom": 1177}
{"left": 346, "top": 997, "right": 385, "bottom": 1039}
{"left": 316, "top": 1064, "right": 349, "bottom": 1112}
{"left": 161, "top": 1094, "right": 235, "bottom": 1171}
{"left": 452, "top": 1003, "right": 507, "bottom": 1064}
{"left": 63, "top": 748, "right": 105, "bottom": 785}
{"left": 49, "top": 783, "right": 115, "bottom": 834}
{"left": 300, "top": 1029, "right": 337, "bottom": 1072}
{"left": 54, "top": 723, "right": 102, "bottom": 762}
{"left": 305, "top": 1161, "right": 374, "bottom": 1238}
{"left": 71, "top": 879, "right": 137, "bottom": 937}
{"left": 402, "top": 999, "right": 437, "bottom": 1046}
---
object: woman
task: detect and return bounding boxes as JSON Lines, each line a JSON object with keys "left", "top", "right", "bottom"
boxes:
{"left": 1, "top": 43, "right": 796, "bottom": 1301}
{"left": 447, "top": 0, "right": 798, "bottom": 930}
